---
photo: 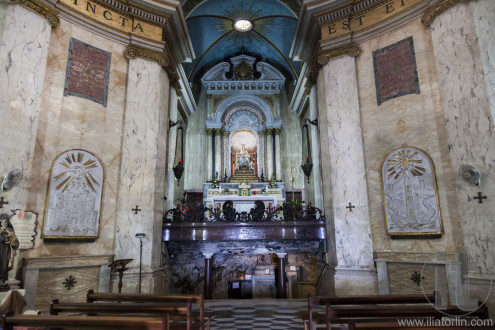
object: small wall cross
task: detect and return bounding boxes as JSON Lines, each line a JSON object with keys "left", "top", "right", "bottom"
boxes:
{"left": 473, "top": 192, "right": 487, "bottom": 204}
{"left": 346, "top": 202, "right": 355, "bottom": 212}
{"left": 0, "top": 197, "right": 8, "bottom": 209}
{"left": 132, "top": 205, "right": 142, "bottom": 214}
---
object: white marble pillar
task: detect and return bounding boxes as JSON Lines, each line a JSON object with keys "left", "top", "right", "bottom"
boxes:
{"left": 309, "top": 86, "right": 324, "bottom": 209}
{"left": 430, "top": 1, "right": 495, "bottom": 275}
{"left": 166, "top": 88, "right": 178, "bottom": 210}
{"left": 215, "top": 129, "right": 222, "bottom": 178}
{"left": 275, "top": 129, "right": 282, "bottom": 178}
{"left": 0, "top": 4, "right": 51, "bottom": 210}
{"left": 317, "top": 55, "right": 376, "bottom": 295}
{"left": 206, "top": 130, "right": 213, "bottom": 180}
{"left": 266, "top": 129, "right": 274, "bottom": 179}
{"left": 115, "top": 57, "right": 170, "bottom": 293}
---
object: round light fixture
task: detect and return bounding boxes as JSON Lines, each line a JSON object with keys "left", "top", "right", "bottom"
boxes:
{"left": 234, "top": 19, "right": 253, "bottom": 32}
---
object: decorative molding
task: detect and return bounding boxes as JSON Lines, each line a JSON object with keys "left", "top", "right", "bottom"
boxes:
{"left": 317, "top": 43, "right": 360, "bottom": 66}
{"left": 316, "top": 0, "right": 424, "bottom": 43}
{"left": 421, "top": 0, "right": 470, "bottom": 26}
{"left": 201, "top": 55, "right": 286, "bottom": 95}
{"left": 124, "top": 44, "right": 169, "bottom": 67}
{"left": 12, "top": 0, "right": 60, "bottom": 27}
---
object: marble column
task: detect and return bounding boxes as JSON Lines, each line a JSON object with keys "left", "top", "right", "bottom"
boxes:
{"left": 275, "top": 129, "right": 282, "bottom": 178}
{"left": 266, "top": 129, "right": 274, "bottom": 179}
{"left": 115, "top": 57, "right": 170, "bottom": 293}
{"left": 309, "top": 86, "right": 324, "bottom": 209}
{"left": 166, "top": 88, "right": 178, "bottom": 210}
{"left": 215, "top": 129, "right": 222, "bottom": 179}
{"left": 275, "top": 253, "right": 287, "bottom": 299}
{"left": 0, "top": 3, "right": 51, "bottom": 211}
{"left": 430, "top": 1, "right": 495, "bottom": 275}
{"left": 203, "top": 253, "right": 213, "bottom": 300}
{"left": 317, "top": 55, "right": 376, "bottom": 295}
{"left": 206, "top": 129, "right": 213, "bottom": 180}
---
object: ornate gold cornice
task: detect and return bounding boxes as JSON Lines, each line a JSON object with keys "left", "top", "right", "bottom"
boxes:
{"left": 11, "top": 0, "right": 60, "bottom": 27}
{"left": 124, "top": 44, "right": 169, "bottom": 67}
{"left": 317, "top": 43, "right": 360, "bottom": 66}
{"left": 422, "top": 0, "right": 470, "bottom": 26}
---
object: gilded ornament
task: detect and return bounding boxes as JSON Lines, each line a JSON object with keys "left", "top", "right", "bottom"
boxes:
{"left": 317, "top": 43, "right": 359, "bottom": 65}
{"left": 124, "top": 45, "right": 169, "bottom": 67}
{"left": 11, "top": 0, "right": 60, "bottom": 27}
{"left": 422, "top": 0, "right": 470, "bottom": 26}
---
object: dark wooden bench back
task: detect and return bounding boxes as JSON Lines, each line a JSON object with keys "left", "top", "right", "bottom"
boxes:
{"left": 307, "top": 293, "right": 436, "bottom": 330}
{"left": 2, "top": 311, "right": 166, "bottom": 330}
{"left": 87, "top": 290, "right": 206, "bottom": 330}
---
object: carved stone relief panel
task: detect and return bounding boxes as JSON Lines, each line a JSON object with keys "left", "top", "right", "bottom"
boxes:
{"left": 381, "top": 147, "right": 442, "bottom": 238}
{"left": 42, "top": 150, "right": 103, "bottom": 239}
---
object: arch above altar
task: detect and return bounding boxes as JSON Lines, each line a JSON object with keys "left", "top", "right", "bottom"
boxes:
{"left": 203, "top": 55, "right": 285, "bottom": 181}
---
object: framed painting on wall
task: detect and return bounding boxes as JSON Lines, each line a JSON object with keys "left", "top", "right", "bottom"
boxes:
{"left": 42, "top": 149, "right": 104, "bottom": 240}
{"left": 381, "top": 147, "right": 443, "bottom": 239}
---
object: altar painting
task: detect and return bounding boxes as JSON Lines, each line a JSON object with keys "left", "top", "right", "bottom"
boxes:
{"left": 231, "top": 130, "right": 257, "bottom": 176}
{"left": 381, "top": 147, "right": 442, "bottom": 238}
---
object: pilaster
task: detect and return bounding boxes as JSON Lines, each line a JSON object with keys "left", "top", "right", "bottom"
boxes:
{"left": 115, "top": 56, "right": 170, "bottom": 293}
{"left": 430, "top": 0, "right": 495, "bottom": 275}
{"left": 0, "top": 3, "right": 51, "bottom": 212}
{"left": 317, "top": 54, "right": 376, "bottom": 295}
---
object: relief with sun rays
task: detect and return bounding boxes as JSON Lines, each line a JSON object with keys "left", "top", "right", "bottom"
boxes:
{"left": 381, "top": 147, "right": 442, "bottom": 238}
{"left": 43, "top": 150, "right": 104, "bottom": 239}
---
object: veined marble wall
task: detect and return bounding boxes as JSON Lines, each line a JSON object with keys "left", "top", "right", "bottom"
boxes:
{"left": 24, "top": 18, "right": 128, "bottom": 260}
{"left": 357, "top": 17, "right": 461, "bottom": 255}
{"left": 115, "top": 56, "right": 170, "bottom": 293}
{"left": 0, "top": 4, "right": 51, "bottom": 214}
{"left": 430, "top": 1, "right": 495, "bottom": 274}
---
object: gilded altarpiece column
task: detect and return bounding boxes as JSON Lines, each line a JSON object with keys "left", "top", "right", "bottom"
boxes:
{"left": 0, "top": 2, "right": 52, "bottom": 210}
{"left": 317, "top": 55, "right": 375, "bottom": 295}
{"left": 116, "top": 56, "right": 170, "bottom": 293}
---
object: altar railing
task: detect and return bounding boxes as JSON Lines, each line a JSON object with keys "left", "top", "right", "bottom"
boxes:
{"left": 163, "top": 201, "right": 324, "bottom": 223}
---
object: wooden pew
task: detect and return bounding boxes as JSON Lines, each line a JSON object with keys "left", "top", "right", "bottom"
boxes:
{"left": 332, "top": 303, "right": 489, "bottom": 329}
{"left": 87, "top": 290, "right": 211, "bottom": 330}
{"left": 2, "top": 312, "right": 167, "bottom": 330}
{"left": 301, "top": 293, "right": 438, "bottom": 330}
{"left": 50, "top": 299, "right": 192, "bottom": 330}
{"left": 301, "top": 293, "right": 490, "bottom": 330}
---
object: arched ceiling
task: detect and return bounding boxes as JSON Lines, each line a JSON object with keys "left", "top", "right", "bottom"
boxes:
{"left": 183, "top": 0, "right": 301, "bottom": 96}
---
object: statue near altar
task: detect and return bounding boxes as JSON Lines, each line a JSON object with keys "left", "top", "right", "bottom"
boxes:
{"left": 235, "top": 144, "right": 252, "bottom": 170}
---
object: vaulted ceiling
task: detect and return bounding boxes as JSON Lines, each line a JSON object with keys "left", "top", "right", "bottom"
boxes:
{"left": 182, "top": 0, "right": 301, "bottom": 97}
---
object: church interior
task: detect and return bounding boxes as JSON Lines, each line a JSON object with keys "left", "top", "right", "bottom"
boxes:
{"left": 0, "top": 0, "right": 494, "bottom": 328}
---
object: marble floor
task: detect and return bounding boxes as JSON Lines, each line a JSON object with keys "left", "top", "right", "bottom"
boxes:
{"left": 205, "top": 299, "right": 320, "bottom": 330}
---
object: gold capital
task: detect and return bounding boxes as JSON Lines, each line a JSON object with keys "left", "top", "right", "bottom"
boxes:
{"left": 318, "top": 43, "right": 360, "bottom": 66}
{"left": 11, "top": 0, "right": 60, "bottom": 27}
{"left": 422, "top": 0, "right": 470, "bottom": 26}
{"left": 124, "top": 44, "right": 169, "bottom": 67}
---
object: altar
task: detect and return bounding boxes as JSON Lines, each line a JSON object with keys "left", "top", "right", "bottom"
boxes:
{"left": 203, "top": 182, "right": 285, "bottom": 214}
